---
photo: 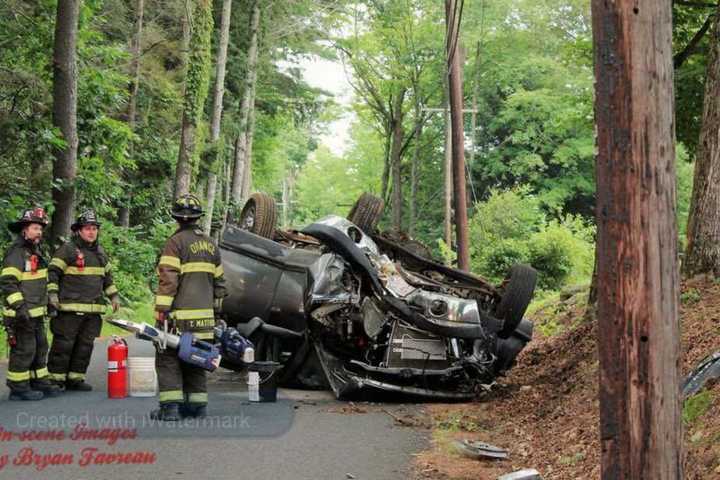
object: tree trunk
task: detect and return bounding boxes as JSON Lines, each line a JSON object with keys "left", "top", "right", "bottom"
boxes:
{"left": 390, "top": 90, "right": 406, "bottom": 232}
{"left": 181, "top": 0, "right": 192, "bottom": 81}
{"left": 127, "top": 0, "right": 144, "bottom": 129}
{"left": 684, "top": 5, "right": 720, "bottom": 277}
{"left": 380, "top": 130, "right": 391, "bottom": 203}
{"left": 50, "top": 0, "right": 80, "bottom": 245}
{"left": 231, "top": 0, "right": 260, "bottom": 204}
{"left": 203, "top": 0, "right": 233, "bottom": 234}
{"left": 585, "top": 248, "right": 598, "bottom": 319}
{"left": 118, "top": 0, "right": 144, "bottom": 228}
{"left": 409, "top": 118, "right": 423, "bottom": 237}
{"left": 173, "top": 0, "right": 214, "bottom": 199}
{"left": 221, "top": 154, "right": 231, "bottom": 228}
{"left": 591, "top": 1, "right": 683, "bottom": 478}
{"left": 241, "top": 103, "right": 256, "bottom": 203}
{"left": 174, "top": 114, "right": 196, "bottom": 198}
{"left": 469, "top": 41, "right": 480, "bottom": 212}
{"left": 446, "top": 1, "right": 469, "bottom": 271}
{"left": 232, "top": 130, "right": 248, "bottom": 204}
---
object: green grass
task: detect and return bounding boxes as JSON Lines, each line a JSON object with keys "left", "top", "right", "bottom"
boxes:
{"left": 436, "top": 412, "right": 483, "bottom": 433}
{"left": 683, "top": 390, "right": 713, "bottom": 425}
{"left": 0, "top": 302, "right": 155, "bottom": 360}
{"left": 681, "top": 288, "right": 702, "bottom": 305}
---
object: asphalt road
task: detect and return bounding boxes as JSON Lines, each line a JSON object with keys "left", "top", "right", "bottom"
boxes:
{"left": 0, "top": 337, "right": 428, "bottom": 480}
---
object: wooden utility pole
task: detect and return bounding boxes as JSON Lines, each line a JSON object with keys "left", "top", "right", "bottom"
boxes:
{"left": 50, "top": 0, "right": 80, "bottom": 245}
{"left": 444, "top": 104, "right": 453, "bottom": 247}
{"left": 592, "top": 1, "right": 683, "bottom": 478}
{"left": 445, "top": 0, "right": 469, "bottom": 271}
{"left": 423, "top": 104, "right": 477, "bottom": 252}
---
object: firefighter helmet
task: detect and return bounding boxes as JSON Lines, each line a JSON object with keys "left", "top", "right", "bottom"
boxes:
{"left": 8, "top": 207, "right": 50, "bottom": 233}
{"left": 171, "top": 194, "right": 204, "bottom": 221}
{"left": 71, "top": 209, "right": 101, "bottom": 232}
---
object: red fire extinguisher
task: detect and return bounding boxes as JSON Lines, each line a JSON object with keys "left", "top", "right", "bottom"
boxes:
{"left": 107, "top": 336, "right": 128, "bottom": 399}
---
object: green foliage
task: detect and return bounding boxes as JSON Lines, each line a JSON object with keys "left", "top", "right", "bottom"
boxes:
{"left": 437, "top": 239, "right": 457, "bottom": 267}
{"left": 469, "top": 187, "right": 595, "bottom": 291}
{"left": 676, "top": 143, "right": 694, "bottom": 250}
{"left": 528, "top": 218, "right": 595, "bottom": 290}
{"left": 673, "top": 3, "right": 712, "bottom": 154}
{"left": 0, "top": 0, "right": 711, "bottom": 308}
{"left": 681, "top": 288, "right": 701, "bottom": 305}
{"left": 683, "top": 390, "right": 713, "bottom": 425}
{"left": 98, "top": 219, "right": 175, "bottom": 303}
{"left": 184, "top": 0, "right": 214, "bottom": 124}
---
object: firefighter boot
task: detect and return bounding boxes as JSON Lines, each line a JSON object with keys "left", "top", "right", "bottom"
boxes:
{"left": 150, "top": 403, "right": 181, "bottom": 421}
{"left": 8, "top": 388, "right": 44, "bottom": 401}
{"left": 180, "top": 404, "right": 207, "bottom": 418}
{"left": 65, "top": 379, "right": 93, "bottom": 391}
{"left": 30, "top": 379, "right": 63, "bottom": 397}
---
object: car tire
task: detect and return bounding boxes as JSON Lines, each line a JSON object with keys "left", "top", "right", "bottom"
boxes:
{"left": 495, "top": 264, "right": 537, "bottom": 339}
{"left": 239, "top": 192, "right": 277, "bottom": 239}
{"left": 347, "top": 193, "right": 384, "bottom": 234}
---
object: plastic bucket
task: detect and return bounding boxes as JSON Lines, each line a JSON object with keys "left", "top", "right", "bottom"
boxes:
{"left": 128, "top": 357, "right": 157, "bottom": 397}
{"left": 248, "top": 361, "right": 280, "bottom": 403}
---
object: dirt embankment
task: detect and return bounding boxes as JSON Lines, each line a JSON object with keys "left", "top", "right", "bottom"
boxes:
{"left": 414, "top": 276, "right": 720, "bottom": 480}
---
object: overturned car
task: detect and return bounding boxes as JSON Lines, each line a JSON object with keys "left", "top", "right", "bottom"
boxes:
{"left": 219, "top": 193, "right": 537, "bottom": 400}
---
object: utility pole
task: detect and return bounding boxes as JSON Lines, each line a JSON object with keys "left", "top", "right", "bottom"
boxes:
{"left": 424, "top": 103, "right": 478, "bottom": 256}
{"left": 446, "top": 0, "right": 469, "bottom": 271}
{"left": 444, "top": 104, "right": 453, "bottom": 247}
{"left": 592, "top": 1, "right": 683, "bottom": 478}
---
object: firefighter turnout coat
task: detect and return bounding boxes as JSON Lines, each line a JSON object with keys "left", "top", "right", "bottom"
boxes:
{"left": 1, "top": 236, "right": 50, "bottom": 386}
{"left": 154, "top": 224, "right": 227, "bottom": 339}
{"left": 1, "top": 237, "right": 48, "bottom": 321}
{"left": 48, "top": 236, "right": 118, "bottom": 313}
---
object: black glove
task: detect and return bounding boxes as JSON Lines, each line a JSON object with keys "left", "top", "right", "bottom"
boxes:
{"left": 5, "top": 326, "right": 16, "bottom": 347}
{"left": 213, "top": 298, "right": 224, "bottom": 314}
{"left": 3, "top": 317, "right": 16, "bottom": 347}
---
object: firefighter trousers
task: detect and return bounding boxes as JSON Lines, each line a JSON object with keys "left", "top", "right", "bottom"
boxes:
{"left": 47, "top": 312, "right": 102, "bottom": 383}
{"left": 155, "top": 344, "right": 207, "bottom": 406}
{"left": 6, "top": 317, "right": 49, "bottom": 391}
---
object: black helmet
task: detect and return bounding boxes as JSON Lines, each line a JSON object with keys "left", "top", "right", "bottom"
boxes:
{"left": 71, "top": 209, "right": 101, "bottom": 232}
{"left": 8, "top": 207, "right": 49, "bottom": 233}
{"left": 171, "top": 194, "right": 203, "bottom": 221}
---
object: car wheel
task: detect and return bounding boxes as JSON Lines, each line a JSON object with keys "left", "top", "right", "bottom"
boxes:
{"left": 495, "top": 264, "right": 537, "bottom": 339}
{"left": 239, "top": 192, "right": 277, "bottom": 239}
{"left": 347, "top": 192, "right": 385, "bottom": 234}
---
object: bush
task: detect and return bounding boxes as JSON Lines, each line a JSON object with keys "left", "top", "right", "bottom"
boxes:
{"left": 480, "top": 238, "right": 530, "bottom": 281}
{"left": 470, "top": 186, "right": 545, "bottom": 247}
{"left": 99, "top": 219, "right": 175, "bottom": 303}
{"left": 528, "top": 219, "right": 593, "bottom": 290}
{"left": 469, "top": 187, "right": 595, "bottom": 291}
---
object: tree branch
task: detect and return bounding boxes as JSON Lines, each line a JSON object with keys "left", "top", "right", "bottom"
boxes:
{"left": 674, "top": 0, "right": 717, "bottom": 8}
{"left": 674, "top": 13, "right": 714, "bottom": 68}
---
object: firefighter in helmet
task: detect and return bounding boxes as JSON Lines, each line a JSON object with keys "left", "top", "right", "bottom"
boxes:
{"left": 1, "top": 208, "right": 63, "bottom": 400}
{"left": 151, "top": 194, "right": 227, "bottom": 421}
{"left": 47, "top": 209, "right": 120, "bottom": 391}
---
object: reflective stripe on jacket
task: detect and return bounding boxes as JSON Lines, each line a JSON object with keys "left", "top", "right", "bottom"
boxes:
{"left": 0, "top": 236, "right": 48, "bottom": 320}
{"left": 48, "top": 236, "right": 117, "bottom": 314}
{"left": 154, "top": 225, "right": 227, "bottom": 338}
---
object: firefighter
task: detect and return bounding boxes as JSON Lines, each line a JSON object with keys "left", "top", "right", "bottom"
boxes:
{"left": 47, "top": 209, "right": 120, "bottom": 391}
{"left": 1, "top": 208, "right": 63, "bottom": 400}
{"left": 151, "top": 194, "right": 227, "bottom": 421}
